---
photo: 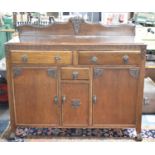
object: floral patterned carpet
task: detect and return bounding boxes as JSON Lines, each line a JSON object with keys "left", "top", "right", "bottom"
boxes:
{"left": 2, "top": 127, "right": 155, "bottom": 142}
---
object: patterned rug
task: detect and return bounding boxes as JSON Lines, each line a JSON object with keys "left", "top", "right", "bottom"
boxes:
{"left": 4, "top": 127, "right": 155, "bottom": 142}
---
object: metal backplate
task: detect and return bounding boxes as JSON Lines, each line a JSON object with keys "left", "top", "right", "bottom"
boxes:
{"left": 21, "top": 54, "right": 28, "bottom": 63}
{"left": 53, "top": 96, "right": 59, "bottom": 104}
{"left": 72, "top": 71, "right": 79, "bottom": 80}
{"left": 91, "top": 56, "right": 98, "bottom": 63}
{"left": 71, "top": 99, "right": 80, "bottom": 108}
{"left": 122, "top": 55, "right": 129, "bottom": 64}
{"left": 47, "top": 68, "right": 57, "bottom": 79}
{"left": 13, "top": 68, "right": 22, "bottom": 78}
{"left": 129, "top": 68, "right": 140, "bottom": 78}
{"left": 93, "top": 68, "right": 104, "bottom": 78}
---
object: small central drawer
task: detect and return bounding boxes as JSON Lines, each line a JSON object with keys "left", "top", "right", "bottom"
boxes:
{"left": 78, "top": 51, "right": 141, "bottom": 65}
{"left": 11, "top": 50, "right": 72, "bottom": 65}
{"left": 61, "top": 67, "right": 90, "bottom": 80}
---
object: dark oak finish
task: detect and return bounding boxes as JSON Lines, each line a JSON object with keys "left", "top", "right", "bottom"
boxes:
{"left": 5, "top": 17, "right": 146, "bottom": 141}
{"left": 17, "top": 18, "right": 135, "bottom": 43}
{"left": 78, "top": 51, "right": 141, "bottom": 65}
{"left": 93, "top": 67, "right": 139, "bottom": 125}
{"left": 12, "top": 67, "right": 59, "bottom": 125}
{"left": 61, "top": 82, "right": 89, "bottom": 126}
{"left": 11, "top": 50, "right": 73, "bottom": 65}
{"left": 61, "top": 67, "right": 90, "bottom": 80}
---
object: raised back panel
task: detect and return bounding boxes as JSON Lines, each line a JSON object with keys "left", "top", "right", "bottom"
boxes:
{"left": 17, "top": 17, "right": 135, "bottom": 42}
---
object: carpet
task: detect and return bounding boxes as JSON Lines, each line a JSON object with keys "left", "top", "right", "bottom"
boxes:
{"left": 1, "top": 127, "right": 155, "bottom": 142}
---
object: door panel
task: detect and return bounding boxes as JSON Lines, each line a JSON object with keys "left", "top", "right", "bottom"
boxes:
{"left": 61, "top": 82, "right": 89, "bottom": 126}
{"left": 93, "top": 67, "right": 139, "bottom": 125}
{"left": 13, "top": 67, "right": 59, "bottom": 125}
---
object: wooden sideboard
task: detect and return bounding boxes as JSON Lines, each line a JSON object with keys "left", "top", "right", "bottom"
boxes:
{"left": 5, "top": 17, "right": 146, "bottom": 141}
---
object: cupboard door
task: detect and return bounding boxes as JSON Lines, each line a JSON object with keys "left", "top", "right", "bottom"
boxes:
{"left": 93, "top": 67, "right": 139, "bottom": 125}
{"left": 13, "top": 67, "right": 59, "bottom": 125}
{"left": 61, "top": 82, "right": 89, "bottom": 126}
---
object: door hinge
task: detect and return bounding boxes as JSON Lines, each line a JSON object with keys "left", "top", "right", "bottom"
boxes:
{"left": 47, "top": 68, "right": 57, "bottom": 79}
{"left": 129, "top": 68, "right": 140, "bottom": 79}
{"left": 13, "top": 68, "right": 22, "bottom": 78}
{"left": 93, "top": 68, "right": 104, "bottom": 78}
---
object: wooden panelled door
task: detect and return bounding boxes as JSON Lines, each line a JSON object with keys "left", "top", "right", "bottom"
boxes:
{"left": 13, "top": 67, "right": 59, "bottom": 125}
{"left": 93, "top": 67, "right": 140, "bottom": 126}
{"left": 61, "top": 82, "right": 89, "bottom": 126}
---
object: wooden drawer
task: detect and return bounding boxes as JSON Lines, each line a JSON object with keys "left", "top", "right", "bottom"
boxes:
{"left": 11, "top": 50, "right": 72, "bottom": 65}
{"left": 61, "top": 67, "right": 90, "bottom": 80}
{"left": 78, "top": 51, "right": 141, "bottom": 65}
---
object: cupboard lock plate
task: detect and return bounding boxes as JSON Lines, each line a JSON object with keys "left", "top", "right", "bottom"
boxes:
{"left": 71, "top": 99, "right": 80, "bottom": 108}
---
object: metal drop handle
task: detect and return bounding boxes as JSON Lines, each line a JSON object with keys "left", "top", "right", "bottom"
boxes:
{"left": 62, "top": 96, "right": 66, "bottom": 104}
{"left": 54, "top": 56, "right": 61, "bottom": 62}
{"left": 21, "top": 54, "right": 28, "bottom": 63}
{"left": 123, "top": 55, "right": 129, "bottom": 64}
{"left": 72, "top": 71, "right": 79, "bottom": 80}
{"left": 53, "top": 96, "right": 58, "bottom": 104}
{"left": 92, "top": 95, "right": 97, "bottom": 104}
{"left": 91, "top": 56, "right": 98, "bottom": 63}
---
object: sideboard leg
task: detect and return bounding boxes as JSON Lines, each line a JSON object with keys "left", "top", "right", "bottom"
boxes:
{"left": 135, "top": 120, "right": 143, "bottom": 141}
{"left": 135, "top": 126, "right": 143, "bottom": 142}
{"left": 7, "top": 130, "right": 24, "bottom": 142}
{"left": 5, "top": 125, "right": 19, "bottom": 141}
{"left": 7, "top": 126, "right": 16, "bottom": 140}
{"left": 8, "top": 132, "right": 16, "bottom": 140}
{"left": 135, "top": 133, "right": 143, "bottom": 141}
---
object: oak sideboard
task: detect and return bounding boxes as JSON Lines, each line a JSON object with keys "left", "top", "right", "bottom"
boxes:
{"left": 5, "top": 17, "right": 146, "bottom": 141}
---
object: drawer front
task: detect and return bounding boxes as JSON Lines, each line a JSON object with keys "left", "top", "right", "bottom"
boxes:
{"left": 61, "top": 67, "right": 90, "bottom": 80}
{"left": 11, "top": 51, "right": 72, "bottom": 65}
{"left": 78, "top": 51, "right": 141, "bottom": 65}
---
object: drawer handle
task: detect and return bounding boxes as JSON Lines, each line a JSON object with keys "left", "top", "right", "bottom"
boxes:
{"left": 92, "top": 95, "right": 97, "bottom": 104}
{"left": 123, "top": 55, "right": 129, "bottom": 64}
{"left": 91, "top": 56, "right": 98, "bottom": 63}
{"left": 53, "top": 96, "right": 58, "bottom": 104}
{"left": 21, "top": 54, "right": 28, "bottom": 63}
{"left": 54, "top": 56, "right": 61, "bottom": 62}
{"left": 62, "top": 96, "right": 66, "bottom": 104}
{"left": 72, "top": 71, "right": 79, "bottom": 80}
